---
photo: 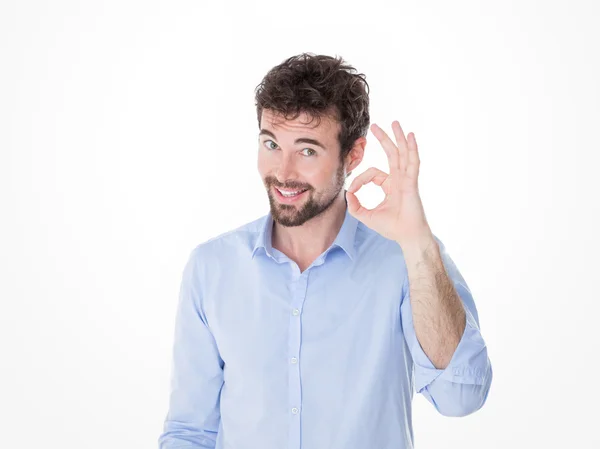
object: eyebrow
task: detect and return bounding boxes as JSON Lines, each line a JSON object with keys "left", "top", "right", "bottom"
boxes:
{"left": 259, "top": 129, "right": 327, "bottom": 151}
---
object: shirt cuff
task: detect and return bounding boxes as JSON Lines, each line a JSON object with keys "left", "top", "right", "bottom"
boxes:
{"left": 412, "top": 302, "right": 491, "bottom": 393}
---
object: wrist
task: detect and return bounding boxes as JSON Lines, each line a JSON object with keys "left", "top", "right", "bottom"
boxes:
{"left": 396, "top": 232, "right": 437, "bottom": 257}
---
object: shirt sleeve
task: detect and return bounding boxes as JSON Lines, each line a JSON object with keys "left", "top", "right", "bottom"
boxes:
{"left": 158, "top": 246, "right": 224, "bottom": 448}
{"left": 400, "top": 235, "right": 493, "bottom": 417}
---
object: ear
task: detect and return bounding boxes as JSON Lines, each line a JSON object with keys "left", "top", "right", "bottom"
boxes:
{"left": 345, "top": 136, "right": 366, "bottom": 174}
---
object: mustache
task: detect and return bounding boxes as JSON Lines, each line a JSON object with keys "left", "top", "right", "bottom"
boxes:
{"left": 271, "top": 184, "right": 311, "bottom": 191}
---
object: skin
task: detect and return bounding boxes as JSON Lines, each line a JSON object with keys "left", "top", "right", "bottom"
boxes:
{"left": 257, "top": 108, "right": 365, "bottom": 271}
{"left": 347, "top": 121, "right": 466, "bottom": 369}
{"left": 257, "top": 108, "right": 466, "bottom": 368}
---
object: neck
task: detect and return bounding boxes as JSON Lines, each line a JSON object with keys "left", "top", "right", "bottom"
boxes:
{"left": 272, "top": 190, "right": 348, "bottom": 261}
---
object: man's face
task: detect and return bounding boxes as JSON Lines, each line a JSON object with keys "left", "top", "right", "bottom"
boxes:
{"left": 257, "top": 108, "right": 348, "bottom": 227}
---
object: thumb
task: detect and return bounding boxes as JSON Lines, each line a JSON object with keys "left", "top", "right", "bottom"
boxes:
{"left": 346, "top": 190, "right": 367, "bottom": 220}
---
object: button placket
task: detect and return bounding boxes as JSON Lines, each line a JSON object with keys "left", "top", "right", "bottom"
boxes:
{"left": 287, "top": 271, "right": 310, "bottom": 449}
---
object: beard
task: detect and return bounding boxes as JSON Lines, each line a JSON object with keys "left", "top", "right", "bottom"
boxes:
{"left": 265, "top": 161, "right": 346, "bottom": 228}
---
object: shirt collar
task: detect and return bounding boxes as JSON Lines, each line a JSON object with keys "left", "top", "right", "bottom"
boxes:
{"left": 251, "top": 195, "right": 359, "bottom": 261}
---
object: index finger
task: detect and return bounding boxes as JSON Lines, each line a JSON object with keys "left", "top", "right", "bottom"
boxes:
{"left": 370, "top": 123, "right": 401, "bottom": 172}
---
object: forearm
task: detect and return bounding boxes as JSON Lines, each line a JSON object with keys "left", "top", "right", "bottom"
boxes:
{"left": 399, "top": 235, "right": 466, "bottom": 369}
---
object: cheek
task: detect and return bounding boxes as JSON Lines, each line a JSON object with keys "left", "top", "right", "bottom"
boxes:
{"left": 257, "top": 154, "right": 269, "bottom": 177}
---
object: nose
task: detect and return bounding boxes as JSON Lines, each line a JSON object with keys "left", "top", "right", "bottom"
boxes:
{"left": 275, "top": 153, "right": 297, "bottom": 184}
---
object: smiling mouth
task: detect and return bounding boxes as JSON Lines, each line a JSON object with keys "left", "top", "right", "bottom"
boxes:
{"left": 276, "top": 187, "right": 308, "bottom": 196}
{"left": 273, "top": 186, "right": 309, "bottom": 201}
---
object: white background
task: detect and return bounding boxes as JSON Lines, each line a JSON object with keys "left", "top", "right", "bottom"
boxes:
{"left": 1, "top": 1, "right": 599, "bottom": 448}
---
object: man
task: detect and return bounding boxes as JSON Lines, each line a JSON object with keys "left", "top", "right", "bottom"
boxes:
{"left": 158, "top": 53, "right": 492, "bottom": 449}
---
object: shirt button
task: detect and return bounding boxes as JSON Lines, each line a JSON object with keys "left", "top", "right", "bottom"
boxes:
{"left": 291, "top": 407, "right": 299, "bottom": 414}
{"left": 291, "top": 357, "right": 298, "bottom": 364}
{"left": 292, "top": 309, "right": 300, "bottom": 316}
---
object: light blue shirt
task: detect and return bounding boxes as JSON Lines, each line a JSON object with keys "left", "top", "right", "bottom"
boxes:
{"left": 158, "top": 201, "right": 493, "bottom": 449}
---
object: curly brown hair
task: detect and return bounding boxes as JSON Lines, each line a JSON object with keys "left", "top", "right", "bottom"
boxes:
{"left": 254, "top": 52, "right": 370, "bottom": 163}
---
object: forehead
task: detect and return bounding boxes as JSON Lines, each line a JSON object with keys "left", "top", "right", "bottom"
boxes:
{"left": 260, "top": 108, "right": 339, "bottom": 137}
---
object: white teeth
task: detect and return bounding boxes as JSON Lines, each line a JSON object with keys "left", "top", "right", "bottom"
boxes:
{"left": 278, "top": 188, "right": 305, "bottom": 197}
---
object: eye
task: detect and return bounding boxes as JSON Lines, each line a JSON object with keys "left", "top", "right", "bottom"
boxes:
{"left": 263, "top": 140, "right": 316, "bottom": 157}
{"left": 264, "top": 140, "right": 278, "bottom": 150}
{"left": 301, "top": 148, "right": 317, "bottom": 157}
